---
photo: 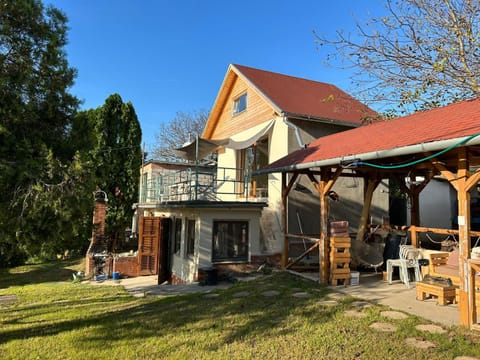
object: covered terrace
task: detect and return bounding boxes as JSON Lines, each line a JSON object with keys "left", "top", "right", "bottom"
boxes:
{"left": 255, "top": 98, "right": 480, "bottom": 329}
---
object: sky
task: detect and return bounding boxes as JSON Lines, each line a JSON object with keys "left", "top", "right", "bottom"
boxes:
{"left": 45, "top": 0, "right": 387, "bottom": 154}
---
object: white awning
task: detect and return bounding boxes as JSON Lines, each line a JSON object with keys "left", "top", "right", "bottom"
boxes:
{"left": 173, "top": 119, "right": 275, "bottom": 161}
{"left": 221, "top": 119, "right": 274, "bottom": 150}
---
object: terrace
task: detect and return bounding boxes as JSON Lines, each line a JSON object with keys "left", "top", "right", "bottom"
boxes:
{"left": 139, "top": 165, "right": 268, "bottom": 204}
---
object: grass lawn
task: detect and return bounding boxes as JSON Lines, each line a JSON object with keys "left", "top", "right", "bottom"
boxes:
{"left": 1, "top": 260, "right": 480, "bottom": 359}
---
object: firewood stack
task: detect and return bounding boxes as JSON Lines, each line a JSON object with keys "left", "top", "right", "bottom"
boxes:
{"left": 329, "top": 221, "right": 351, "bottom": 285}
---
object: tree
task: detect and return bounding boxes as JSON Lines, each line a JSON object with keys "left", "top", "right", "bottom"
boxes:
{"left": 85, "top": 94, "right": 143, "bottom": 250}
{"left": 152, "top": 109, "right": 209, "bottom": 161}
{"left": 0, "top": 0, "right": 80, "bottom": 265}
{"left": 314, "top": 0, "right": 480, "bottom": 114}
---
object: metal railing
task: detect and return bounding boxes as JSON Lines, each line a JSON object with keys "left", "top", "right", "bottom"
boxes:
{"left": 140, "top": 166, "right": 268, "bottom": 203}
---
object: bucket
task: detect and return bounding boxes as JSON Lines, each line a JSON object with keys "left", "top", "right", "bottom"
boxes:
{"left": 350, "top": 271, "right": 360, "bottom": 286}
{"left": 112, "top": 271, "right": 120, "bottom": 280}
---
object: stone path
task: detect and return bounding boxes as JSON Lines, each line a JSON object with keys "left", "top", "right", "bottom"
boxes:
{"left": 0, "top": 294, "right": 18, "bottom": 305}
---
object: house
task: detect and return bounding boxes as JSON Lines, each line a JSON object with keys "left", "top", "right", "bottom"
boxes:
{"left": 129, "top": 64, "right": 389, "bottom": 284}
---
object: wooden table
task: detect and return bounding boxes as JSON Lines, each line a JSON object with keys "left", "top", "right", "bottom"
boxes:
{"left": 416, "top": 281, "right": 457, "bottom": 305}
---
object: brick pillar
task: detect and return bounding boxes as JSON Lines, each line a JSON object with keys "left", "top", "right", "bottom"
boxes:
{"left": 86, "top": 192, "right": 108, "bottom": 276}
{"left": 92, "top": 200, "right": 106, "bottom": 238}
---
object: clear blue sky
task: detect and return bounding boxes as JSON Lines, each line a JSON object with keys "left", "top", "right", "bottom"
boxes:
{"left": 46, "top": 0, "right": 386, "bottom": 153}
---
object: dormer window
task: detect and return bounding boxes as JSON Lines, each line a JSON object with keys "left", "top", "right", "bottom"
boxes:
{"left": 233, "top": 93, "right": 247, "bottom": 115}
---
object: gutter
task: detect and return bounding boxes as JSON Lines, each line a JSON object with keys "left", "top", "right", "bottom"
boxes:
{"left": 283, "top": 114, "right": 306, "bottom": 148}
{"left": 254, "top": 134, "right": 480, "bottom": 175}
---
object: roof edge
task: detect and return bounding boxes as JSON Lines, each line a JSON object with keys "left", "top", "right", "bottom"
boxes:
{"left": 255, "top": 134, "right": 480, "bottom": 175}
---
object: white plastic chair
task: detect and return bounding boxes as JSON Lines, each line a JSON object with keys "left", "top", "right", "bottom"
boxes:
{"left": 387, "top": 245, "right": 422, "bottom": 288}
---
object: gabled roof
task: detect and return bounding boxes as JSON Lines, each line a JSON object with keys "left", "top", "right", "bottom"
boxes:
{"left": 203, "top": 64, "right": 377, "bottom": 138}
{"left": 232, "top": 64, "right": 376, "bottom": 124}
{"left": 258, "top": 98, "right": 480, "bottom": 173}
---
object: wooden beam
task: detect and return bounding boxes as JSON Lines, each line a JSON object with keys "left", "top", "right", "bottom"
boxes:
{"left": 286, "top": 241, "right": 319, "bottom": 269}
{"left": 281, "top": 172, "right": 288, "bottom": 268}
{"left": 457, "top": 147, "right": 471, "bottom": 327}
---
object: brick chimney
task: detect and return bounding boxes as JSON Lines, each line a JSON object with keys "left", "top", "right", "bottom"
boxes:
{"left": 85, "top": 191, "right": 109, "bottom": 276}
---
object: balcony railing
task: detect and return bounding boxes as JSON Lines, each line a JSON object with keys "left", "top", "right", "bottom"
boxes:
{"left": 140, "top": 166, "right": 267, "bottom": 203}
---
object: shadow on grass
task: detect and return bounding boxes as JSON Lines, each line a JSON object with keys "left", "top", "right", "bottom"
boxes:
{"left": 0, "top": 272, "right": 339, "bottom": 351}
{"left": 0, "top": 258, "right": 83, "bottom": 289}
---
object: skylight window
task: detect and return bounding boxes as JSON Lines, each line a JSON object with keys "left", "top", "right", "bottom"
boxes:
{"left": 233, "top": 93, "right": 247, "bottom": 115}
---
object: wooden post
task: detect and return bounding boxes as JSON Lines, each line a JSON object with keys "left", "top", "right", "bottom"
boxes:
{"left": 355, "top": 173, "right": 380, "bottom": 242}
{"left": 410, "top": 225, "right": 418, "bottom": 247}
{"left": 281, "top": 172, "right": 298, "bottom": 268}
{"left": 457, "top": 147, "right": 471, "bottom": 327}
{"left": 319, "top": 177, "right": 329, "bottom": 285}
{"left": 281, "top": 172, "right": 288, "bottom": 268}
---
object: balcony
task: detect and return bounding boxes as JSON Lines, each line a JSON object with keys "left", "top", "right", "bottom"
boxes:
{"left": 139, "top": 166, "right": 268, "bottom": 204}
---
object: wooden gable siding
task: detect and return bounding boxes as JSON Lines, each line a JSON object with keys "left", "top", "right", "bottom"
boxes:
{"left": 209, "top": 74, "right": 277, "bottom": 140}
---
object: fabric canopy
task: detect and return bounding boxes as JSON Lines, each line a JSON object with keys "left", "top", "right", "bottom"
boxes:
{"left": 173, "top": 119, "right": 275, "bottom": 161}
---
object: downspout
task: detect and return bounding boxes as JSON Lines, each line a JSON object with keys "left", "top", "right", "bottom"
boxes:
{"left": 283, "top": 114, "right": 306, "bottom": 148}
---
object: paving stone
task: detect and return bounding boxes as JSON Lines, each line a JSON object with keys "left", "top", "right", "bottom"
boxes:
{"left": 232, "top": 291, "right": 250, "bottom": 298}
{"left": 261, "top": 290, "right": 280, "bottom": 297}
{"left": 415, "top": 324, "right": 447, "bottom": 334}
{"left": 351, "top": 301, "right": 371, "bottom": 308}
{"left": 316, "top": 300, "right": 338, "bottom": 307}
{"left": 343, "top": 310, "right": 367, "bottom": 318}
{"left": 0, "top": 294, "right": 18, "bottom": 304}
{"left": 405, "top": 337, "right": 437, "bottom": 349}
{"left": 203, "top": 293, "right": 220, "bottom": 298}
{"left": 380, "top": 310, "right": 408, "bottom": 320}
{"left": 369, "top": 322, "right": 397, "bottom": 332}
{"left": 327, "top": 292, "right": 346, "bottom": 300}
{"left": 292, "top": 292, "right": 312, "bottom": 298}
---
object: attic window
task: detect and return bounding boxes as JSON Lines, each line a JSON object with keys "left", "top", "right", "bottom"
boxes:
{"left": 233, "top": 93, "right": 247, "bottom": 115}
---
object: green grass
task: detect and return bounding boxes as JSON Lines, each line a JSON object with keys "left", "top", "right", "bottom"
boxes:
{"left": 1, "top": 260, "right": 480, "bottom": 359}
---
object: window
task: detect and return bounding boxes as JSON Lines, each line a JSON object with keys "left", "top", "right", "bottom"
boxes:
{"left": 173, "top": 218, "right": 182, "bottom": 254}
{"left": 233, "top": 93, "right": 247, "bottom": 115}
{"left": 212, "top": 221, "right": 248, "bottom": 262}
{"left": 186, "top": 219, "right": 195, "bottom": 258}
{"left": 237, "top": 138, "right": 269, "bottom": 198}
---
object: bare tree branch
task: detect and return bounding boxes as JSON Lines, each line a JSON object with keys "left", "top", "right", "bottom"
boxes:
{"left": 152, "top": 109, "right": 209, "bottom": 161}
{"left": 314, "top": 0, "right": 480, "bottom": 114}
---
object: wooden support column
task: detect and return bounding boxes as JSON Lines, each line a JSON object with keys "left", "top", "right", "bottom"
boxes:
{"left": 432, "top": 149, "right": 480, "bottom": 327}
{"left": 457, "top": 147, "right": 471, "bottom": 326}
{"left": 311, "top": 167, "right": 342, "bottom": 284}
{"left": 355, "top": 172, "right": 380, "bottom": 242}
{"left": 281, "top": 172, "right": 298, "bottom": 268}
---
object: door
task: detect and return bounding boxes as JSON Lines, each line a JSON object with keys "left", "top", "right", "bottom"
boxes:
{"left": 138, "top": 217, "right": 160, "bottom": 275}
{"left": 158, "top": 218, "right": 172, "bottom": 284}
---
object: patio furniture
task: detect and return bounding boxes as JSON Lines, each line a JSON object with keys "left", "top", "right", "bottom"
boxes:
{"left": 416, "top": 281, "right": 457, "bottom": 305}
{"left": 428, "top": 247, "right": 460, "bottom": 286}
{"left": 386, "top": 245, "right": 422, "bottom": 288}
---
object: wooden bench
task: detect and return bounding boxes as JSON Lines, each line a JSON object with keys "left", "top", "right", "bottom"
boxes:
{"left": 416, "top": 281, "right": 457, "bottom": 305}
{"left": 428, "top": 249, "right": 460, "bottom": 286}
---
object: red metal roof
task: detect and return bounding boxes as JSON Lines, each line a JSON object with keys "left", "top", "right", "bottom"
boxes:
{"left": 262, "top": 98, "right": 480, "bottom": 172}
{"left": 233, "top": 64, "right": 377, "bottom": 126}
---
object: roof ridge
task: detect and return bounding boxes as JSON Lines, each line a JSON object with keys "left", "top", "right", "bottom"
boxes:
{"left": 232, "top": 63, "right": 336, "bottom": 88}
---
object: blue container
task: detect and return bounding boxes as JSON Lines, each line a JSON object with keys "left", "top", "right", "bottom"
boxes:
{"left": 112, "top": 271, "right": 120, "bottom": 280}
